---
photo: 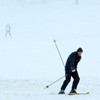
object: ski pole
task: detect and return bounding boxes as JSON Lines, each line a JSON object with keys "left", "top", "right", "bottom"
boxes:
{"left": 53, "top": 40, "right": 65, "bottom": 67}
{"left": 44, "top": 75, "right": 65, "bottom": 89}
{"left": 44, "top": 40, "right": 65, "bottom": 89}
{"left": 76, "top": 0, "right": 78, "bottom": 5}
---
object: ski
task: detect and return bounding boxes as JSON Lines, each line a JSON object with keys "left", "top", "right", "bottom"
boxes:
{"left": 50, "top": 92, "right": 89, "bottom": 95}
{"left": 68, "top": 92, "right": 89, "bottom": 95}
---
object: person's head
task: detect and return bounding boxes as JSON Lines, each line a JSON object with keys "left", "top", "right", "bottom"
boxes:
{"left": 77, "top": 48, "right": 83, "bottom": 56}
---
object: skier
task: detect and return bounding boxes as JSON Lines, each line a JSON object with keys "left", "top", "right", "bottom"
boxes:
{"left": 5, "top": 24, "right": 12, "bottom": 37}
{"left": 59, "top": 48, "right": 83, "bottom": 94}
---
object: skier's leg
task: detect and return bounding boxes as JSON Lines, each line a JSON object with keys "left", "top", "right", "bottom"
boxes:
{"left": 61, "top": 74, "right": 71, "bottom": 91}
{"left": 59, "top": 74, "right": 71, "bottom": 94}
{"left": 71, "top": 71, "right": 80, "bottom": 90}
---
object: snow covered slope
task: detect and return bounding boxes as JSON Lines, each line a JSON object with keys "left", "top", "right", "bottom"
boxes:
{"left": 0, "top": 0, "right": 100, "bottom": 100}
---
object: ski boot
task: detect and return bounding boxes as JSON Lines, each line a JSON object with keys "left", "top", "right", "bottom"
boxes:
{"left": 58, "top": 90, "right": 65, "bottom": 94}
{"left": 69, "top": 89, "right": 77, "bottom": 95}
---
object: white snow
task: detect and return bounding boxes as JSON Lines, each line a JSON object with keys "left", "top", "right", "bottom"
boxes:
{"left": 0, "top": 0, "right": 100, "bottom": 100}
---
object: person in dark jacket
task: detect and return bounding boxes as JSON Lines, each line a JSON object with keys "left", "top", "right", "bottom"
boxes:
{"left": 59, "top": 48, "right": 83, "bottom": 94}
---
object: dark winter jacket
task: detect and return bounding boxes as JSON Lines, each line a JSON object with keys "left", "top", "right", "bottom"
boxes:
{"left": 65, "top": 52, "right": 81, "bottom": 72}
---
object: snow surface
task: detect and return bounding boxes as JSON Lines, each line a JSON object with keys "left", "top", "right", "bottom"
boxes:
{"left": 0, "top": 0, "right": 100, "bottom": 99}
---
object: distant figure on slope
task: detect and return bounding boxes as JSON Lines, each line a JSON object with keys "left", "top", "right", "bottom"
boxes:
{"left": 5, "top": 24, "right": 12, "bottom": 37}
{"left": 59, "top": 48, "right": 83, "bottom": 95}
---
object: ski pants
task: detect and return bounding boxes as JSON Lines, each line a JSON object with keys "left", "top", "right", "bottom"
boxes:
{"left": 61, "top": 70, "right": 80, "bottom": 91}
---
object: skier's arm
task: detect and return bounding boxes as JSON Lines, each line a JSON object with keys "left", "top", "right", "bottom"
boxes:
{"left": 76, "top": 57, "right": 81, "bottom": 67}
{"left": 69, "top": 54, "right": 75, "bottom": 71}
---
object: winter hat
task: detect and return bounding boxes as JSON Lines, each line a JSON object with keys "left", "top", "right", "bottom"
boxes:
{"left": 77, "top": 48, "right": 83, "bottom": 52}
